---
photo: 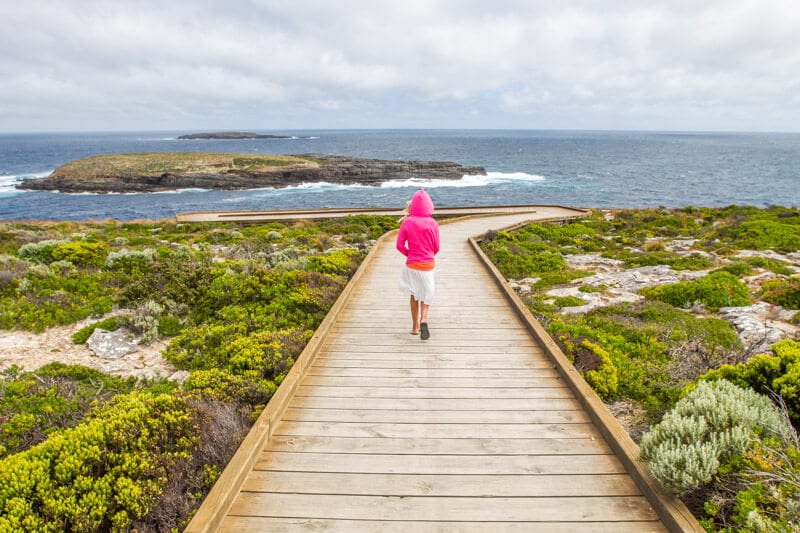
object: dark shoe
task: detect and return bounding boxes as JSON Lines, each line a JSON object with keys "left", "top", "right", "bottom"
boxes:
{"left": 420, "top": 322, "right": 430, "bottom": 340}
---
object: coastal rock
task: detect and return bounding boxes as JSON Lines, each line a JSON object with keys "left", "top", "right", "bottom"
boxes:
{"left": 718, "top": 302, "right": 799, "bottom": 354}
{"left": 18, "top": 153, "right": 487, "bottom": 194}
{"left": 86, "top": 328, "right": 139, "bottom": 360}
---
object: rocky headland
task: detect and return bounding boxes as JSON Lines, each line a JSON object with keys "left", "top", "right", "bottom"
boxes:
{"left": 17, "top": 152, "right": 486, "bottom": 193}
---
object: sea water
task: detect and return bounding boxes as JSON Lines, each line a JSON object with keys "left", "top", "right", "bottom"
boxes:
{"left": 0, "top": 129, "right": 798, "bottom": 221}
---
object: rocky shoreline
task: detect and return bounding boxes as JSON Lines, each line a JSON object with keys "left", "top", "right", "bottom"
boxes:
{"left": 18, "top": 153, "right": 487, "bottom": 194}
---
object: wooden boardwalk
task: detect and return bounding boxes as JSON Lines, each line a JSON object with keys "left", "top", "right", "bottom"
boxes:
{"left": 186, "top": 206, "right": 700, "bottom": 532}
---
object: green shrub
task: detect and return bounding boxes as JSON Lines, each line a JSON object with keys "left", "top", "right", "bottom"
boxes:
{"left": 727, "top": 220, "right": 800, "bottom": 252}
{"left": 743, "top": 256, "right": 796, "bottom": 276}
{"left": 554, "top": 295, "right": 588, "bottom": 308}
{"left": 51, "top": 241, "right": 108, "bottom": 267}
{"left": 17, "top": 240, "right": 68, "bottom": 264}
{"left": 716, "top": 262, "right": 756, "bottom": 277}
{"left": 700, "top": 339, "right": 800, "bottom": 427}
{"left": 182, "top": 368, "right": 276, "bottom": 405}
{"left": 306, "top": 248, "right": 362, "bottom": 276}
{"left": 71, "top": 316, "right": 122, "bottom": 344}
{"left": 532, "top": 269, "right": 592, "bottom": 289}
{"left": 640, "top": 270, "right": 752, "bottom": 311}
{"left": 759, "top": 277, "right": 800, "bottom": 310}
{"left": 0, "top": 270, "right": 114, "bottom": 332}
{"left": 639, "top": 379, "right": 789, "bottom": 493}
{"left": 483, "top": 245, "right": 566, "bottom": 278}
{"left": 157, "top": 315, "right": 183, "bottom": 336}
{"left": 104, "top": 248, "right": 156, "bottom": 271}
{"left": 579, "top": 339, "right": 618, "bottom": 398}
{"left": 579, "top": 284, "right": 606, "bottom": 293}
{"left": 730, "top": 431, "right": 800, "bottom": 532}
{"left": 0, "top": 391, "right": 196, "bottom": 532}
{"left": 0, "top": 363, "right": 136, "bottom": 458}
{"left": 548, "top": 302, "right": 742, "bottom": 415}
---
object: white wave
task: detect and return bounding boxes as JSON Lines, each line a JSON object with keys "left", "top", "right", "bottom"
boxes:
{"left": 0, "top": 171, "right": 52, "bottom": 196}
{"left": 243, "top": 171, "right": 546, "bottom": 193}
{"left": 379, "top": 171, "right": 545, "bottom": 189}
{"left": 1, "top": 170, "right": 545, "bottom": 197}
{"left": 60, "top": 187, "right": 214, "bottom": 196}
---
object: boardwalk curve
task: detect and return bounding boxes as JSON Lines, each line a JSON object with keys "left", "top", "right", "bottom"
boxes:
{"left": 186, "top": 206, "right": 701, "bottom": 532}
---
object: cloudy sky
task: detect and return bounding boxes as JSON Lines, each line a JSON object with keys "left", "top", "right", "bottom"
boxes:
{"left": 2, "top": 0, "right": 799, "bottom": 132}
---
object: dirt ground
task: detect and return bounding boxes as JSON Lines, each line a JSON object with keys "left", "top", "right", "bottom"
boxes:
{"left": 0, "top": 317, "right": 178, "bottom": 380}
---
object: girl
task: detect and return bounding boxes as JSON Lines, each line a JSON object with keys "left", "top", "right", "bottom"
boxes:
{"left": 396, "top": 189, "right": 440, "bottom": 340}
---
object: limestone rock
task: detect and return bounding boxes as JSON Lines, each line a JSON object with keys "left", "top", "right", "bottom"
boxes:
{"left": 87, "top": 328, "right": 139, "bottom": 360}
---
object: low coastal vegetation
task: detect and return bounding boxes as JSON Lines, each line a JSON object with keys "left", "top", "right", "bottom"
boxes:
{"left": 49, "top": 152, "right": 319, "bottom": 180}
{"left": 481, "top": 205, "right": 799, "bottom": 531}
{"left": 0, "top": 215, "right": 396, "bottom": 531}
{"left": 1, "top": 205, "right": 798, "bottom": 531}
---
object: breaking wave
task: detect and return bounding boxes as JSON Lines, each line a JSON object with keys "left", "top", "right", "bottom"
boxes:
{"left": 0, "top": 171, "right": 52, "bottom": 196}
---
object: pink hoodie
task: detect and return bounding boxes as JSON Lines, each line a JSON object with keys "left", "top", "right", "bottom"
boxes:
{"left": 396, "top": 190, "right": 440, "bottom": 266}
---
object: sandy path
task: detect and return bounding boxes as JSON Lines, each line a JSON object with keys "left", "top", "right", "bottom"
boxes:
{"left": 0, "top": 318, "right": 180, "bottom": 380}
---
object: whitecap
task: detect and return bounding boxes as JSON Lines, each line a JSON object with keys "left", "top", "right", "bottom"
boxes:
{"left": 379, "top": 171, "right": 545, "bottom": 189}
{"left": 0, "top": 171, "right": 52, "bottom": 196}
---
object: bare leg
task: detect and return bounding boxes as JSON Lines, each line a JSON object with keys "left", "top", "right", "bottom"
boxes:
{"left": 410, "top": 295, "right": 420, "bottom": 334}
{"left": 420, "top": 303, "right": 430, "bottom": 324}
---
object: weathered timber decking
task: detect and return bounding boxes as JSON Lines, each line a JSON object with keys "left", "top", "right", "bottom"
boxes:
{"left": 185, "top": 206, "right": 701, "bottom": 532}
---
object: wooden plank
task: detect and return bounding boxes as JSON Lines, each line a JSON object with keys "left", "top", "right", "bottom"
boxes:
{"left": 242, "top": 471, "right": 642, "bottom": 496}
{"left": 305, "top": 368, "right": 561, "bottom": 379}
{"left": 296, "top": 385, "right": 576, "bottom": 399}
{"left": 323, "top": 336, "right": 538, "bottom": 348}
{"left": 281, "top": 407, "right": 591, "bottom": 424}
{"left": 228, "top": 493, "right": 659, "bottom": 522}
{"left": 265, "top": 435, "right": 611, "bottom": 455}
{"left": 311, "top": 356, "right": 552, "bottom": 369}
{"left": 327, "top": 329, "right": 537, "bottom": 341}
{"left": 301, "top": 376, "right": 566, "bottom": 388}
{"left": 287, "top": 396, "right": 583, "bottom": 411}
{"left": 256, "top": 451, "right": 625, "bottom": 475}
{"left": 321, "top": 345, "right": 546, "bottom": 354}
{"left": 270, "top": 421, "right": 601, "bottom": 439}
{"left": 220, "top": 517, "right": 667, "bottom": 533}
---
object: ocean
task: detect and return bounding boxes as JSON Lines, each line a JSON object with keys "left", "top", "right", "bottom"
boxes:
{"left": 0, "top": 130, "right": 798, "bottom": 221}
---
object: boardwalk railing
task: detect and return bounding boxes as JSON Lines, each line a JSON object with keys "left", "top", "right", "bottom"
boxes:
{"left": 468, "top": 231, "right": 701, "bottom": 532}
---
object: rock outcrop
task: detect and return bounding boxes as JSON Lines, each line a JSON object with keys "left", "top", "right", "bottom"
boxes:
{"left": 18, "top": 153, "right": 487, "bottom": 193}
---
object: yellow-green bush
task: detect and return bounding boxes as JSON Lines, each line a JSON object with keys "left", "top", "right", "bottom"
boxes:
{"left": 0, "top": 391, "right": 196, "bottom": 532}
{"left": 51, "top": 242, "right": 108, "bottom": 267}
{"left": 701, "top": 339, "right": 800, "bottom": 427}
{"left": 579, "top": 339, "right": 619, "bottom": 398}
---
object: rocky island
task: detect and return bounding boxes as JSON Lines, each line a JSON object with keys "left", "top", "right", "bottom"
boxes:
{"left": 17, "top": 152, "right": 487, "bottom": 193}
{"left": 177, "top": 131, "right": 292, "bottom": 139}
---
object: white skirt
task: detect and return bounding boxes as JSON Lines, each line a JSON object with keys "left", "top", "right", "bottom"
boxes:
{"left": 399, "top": 266, "right": 435, "bottom": 305}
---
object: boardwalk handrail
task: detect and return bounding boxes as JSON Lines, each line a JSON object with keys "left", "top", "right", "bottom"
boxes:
{"left": 468, "top": 228, "right": 703, "bottom": 532}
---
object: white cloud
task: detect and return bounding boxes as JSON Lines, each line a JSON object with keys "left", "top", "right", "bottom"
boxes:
{"left": 1, "top": 0, "right": 799, "bottom": 131}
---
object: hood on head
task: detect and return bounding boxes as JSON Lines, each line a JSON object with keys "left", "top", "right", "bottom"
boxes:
{"left": 408, "top": 189, "right": 434, "bottom": 217}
